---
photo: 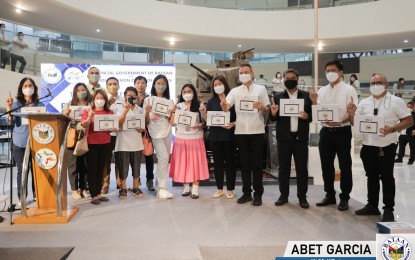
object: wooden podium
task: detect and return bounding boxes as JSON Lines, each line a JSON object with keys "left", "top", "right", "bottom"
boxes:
{"left": 13, "top": 113, "right": 79, "bottom": 224}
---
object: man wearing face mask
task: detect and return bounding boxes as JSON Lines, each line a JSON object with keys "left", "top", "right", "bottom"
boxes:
{"left": 221, "top": 64, "right": 270, "bottom": 206}
{"left": 347, "top": 74, "right": 413, "bottom": 222}
{"left": 309, "top": 60, "right": 358, "bottom": 211}
{"left": 10, "top": 32, "right": 28, "bottom": 73}
{"left": 394, "top": 101, "right": 415, "bottom": 164}
{"left": 86, "top": 67, "right": 102, "bottom": 95}
{"left": 0, "top": 23, "right": 11, "bottom": 69}
{"left": 269, "top": 69, "right": 312, "bottom": 209}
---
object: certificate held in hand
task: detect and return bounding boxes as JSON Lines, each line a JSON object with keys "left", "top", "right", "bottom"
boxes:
{"left": 69, "top": 106, "right": 89, "bottom": 120}
{"left": 312, "top": 104, "right": 341, "bottom": 123}
{"left": 94, "top": 114, "right": 119, "bottom": 131}
{"left": 173, "top": 110, "right": 197, "bottom": 127}
{"left": 207, "top": 111, "right": 230, "bottom": 126}
{"left": 235, "top": 95, "right": 258, "bottom": 113}
{"left": 354, "top": 115, "right": 384, "bottom": 135}
{"left": 151, "top": 96, "right": 173, "bottom": 116}
{"left": 279, "top": 99, "right": 304, "bottom": 117}
{"left": 123, "top": 114, "right": 145, "bottom": 130}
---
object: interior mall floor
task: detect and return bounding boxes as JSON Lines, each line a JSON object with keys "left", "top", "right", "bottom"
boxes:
{"left": 0, "top": 151, "right": 414, "bottom": 260}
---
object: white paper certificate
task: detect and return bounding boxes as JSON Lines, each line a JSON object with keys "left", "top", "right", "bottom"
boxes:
{"left": 279, "top": 99, "right": 304, "bottom": 117}
{"left": 173, "top": 110, "right": 197, "bottom": 127}
{"left": 20, "top": 107, "right": 47, "bottom": 125}
{"left": 235, "top": 95, "right": 258, "bottom": 113}
{"left": 122, "top": 114, "right": 145, "bottom": 130}
{"left": 354, "top": 115, "right": 385, "bottom": 135}
{"left": 151, "top": 96, "right": 173, "bottom": 116}
{"left": 207, "top": 111, "right": 230, "bottom": 126}
{"left": 312, "top": 104, "right": 341, "bottom": 123}
{"left": 69, "top": 106, "right": 89, "bottom": 120}
{"left": 94, "top": 115, "right": 119, "bottom": 131}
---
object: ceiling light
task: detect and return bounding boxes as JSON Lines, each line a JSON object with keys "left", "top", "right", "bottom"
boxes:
{"left": 238, "top": 44, "right": 242, "bottom": 48}
{"left": 15, "top": 8, "right": 21, "bottom": 13}
{"left": 96, "top": 29, "right": 100, "bottom": 32}
{"left": 403, "top": 40, "right": 409, "bottom": 43}
{"left": 318, "top": 43, "right": 323, "bottom": 51}
{"left": 169, "top": 40, "right": 175, "bottom": 46}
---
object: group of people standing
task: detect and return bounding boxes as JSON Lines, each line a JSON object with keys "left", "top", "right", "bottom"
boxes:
{"left": 0, "top": 24, "right": 28, "bottom": 73}
{"left": 5, "top": 61, "right": 411, "bottom": 222}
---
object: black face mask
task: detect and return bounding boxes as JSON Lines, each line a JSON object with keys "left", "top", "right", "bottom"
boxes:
{"left": 284, "top": 80, "right": 298, "bottom": 90}
{"left": 128, "top": 96, "right": 137, "bottom": 105}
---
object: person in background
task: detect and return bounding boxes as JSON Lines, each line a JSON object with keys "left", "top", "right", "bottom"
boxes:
{"left": 6, "top": 77, "right": 44, "bottom": 207}
{"left": 169, "top": 84, "right": 209, "bottom": 199}
{"left": 394, "top": 78, "right": 404, "bottom": 97}
{"left": 0, "top": 23, "right": 10, "bottom": 69}
{"left": 221, "top": 64, "right": 270, "bottom": 206}
{"left": 310, "top": 60, "right": 358, "bottom": 212}
{"left": 299, "top": 79, "right": 306, "bottom": 86}
{"left": 115, "top": 87, "right": 145, "bottom": 199}
{"left": 256, "top": 74, "right": 267, "bottom": 85}
{"left": 348, "top": 73, "right": 413, "bottom": 222}
{"left": 270, "top": 69, "right": 312, "bottom": 209}
{"left": 10, "top": 32, "right": 28, "bottom": 74}
{"left": 134, "top": 76, "right": 155, "bottom": 191}
{"left": 272, "top": 72, "right": 283, "bottom": 84}
{"left": 81, "top": 89, "right": 114, "bottom": 205}
{"left": 201, "top": 76, "right": 236, "bottom": 199}
{"left": 102, "top": 77, "right": 123, "bottom": 194}
{"left": 395, "top": 101, "right": 415, "bottom": 164}
{"left": 62, "top": 83, "right": 91, "bottom": 199}
{"left": 86, "top": 67, "right": 102, "bottom": 95}
{"left": 143, "top": 75, "right": 174, "bottom": 199}
{"left": 349, "top": 74, "right": 361, "bottom": 99}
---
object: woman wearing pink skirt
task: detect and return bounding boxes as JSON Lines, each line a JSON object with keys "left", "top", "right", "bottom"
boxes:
{"left": 169, "top": 84, "right": 209, "bottom": 199}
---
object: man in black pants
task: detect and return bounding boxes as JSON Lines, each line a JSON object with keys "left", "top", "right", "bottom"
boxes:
{"left": 310, "top": 60, "right": 358, "bottom": 211}
{"left": 270, "top": 69, "right": 312, "bottom": 209}
{"left": 395, "top": 101, "right": 415, "bottom": 164}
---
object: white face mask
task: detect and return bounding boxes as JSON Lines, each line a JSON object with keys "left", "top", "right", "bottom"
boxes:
{"left": 88, "top": 74, "right": 100, "bottom": 84}
{"left": 155, "top": 84, "right": 167, "bottom": 94}
{"left": 182, "top": 93, "right": 194, "bottom": 101}
{"left": 239, "top": 74, "right": 251, "bottom": 84}
{"left": 18, "top": 35, "right": 24, "bottom": 40}
{"left": 370, "top": 84, "right": 385, "bottom": 96}
{"left": 326, "top": 72, "right": 339, "bottom": 83}
{"left": 214, "top": 85, "right": 225, "bottom": 95}
{"left": 22, "top": 87, "right": 34, "bottom": 97}
{"left": 94, "top": 99, "right": 105, "bottom": 108}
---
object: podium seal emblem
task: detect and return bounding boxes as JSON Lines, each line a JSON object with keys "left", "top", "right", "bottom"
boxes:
{"left": 32, "top": 123, "right": 55, "bottom": 144}
{"left": 35, "top": 148, "right": 57, "bottom": 170}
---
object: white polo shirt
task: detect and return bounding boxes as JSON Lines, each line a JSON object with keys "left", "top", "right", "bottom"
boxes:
{"left": 226, "top": 83, "right": 270, "bottom": 135}
{"left": 10, "top": 36, "right": 27, "bottom": 55}
{"left": 114, "top": 105, "right": 144, "bottom": 152}
{"left": 109, "top": 95, "right": 125, "bottom": 137}
{"left": 356, "top": 92, "right": 410, "bottom": 147}
{"left": 317, "top": 81, "right": 358, "bottom": 127}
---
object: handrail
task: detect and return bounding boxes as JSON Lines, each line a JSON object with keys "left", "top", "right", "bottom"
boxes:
{"left": 56, "top": 123, "right": 71, "bottom": 218}
{"left": 20, "top": 137, "right": 31, "bottom": 218}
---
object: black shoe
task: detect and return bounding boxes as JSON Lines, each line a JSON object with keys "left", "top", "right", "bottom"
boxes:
{"left": 355, "top": 204, "right": 381, "bottom": 215}
{"left": 338, "top": 200, "right": 349, "bottom": 211}
{"left": 91, "top": 199, "right": 101, "bottom": 205}
{"left": 316, "top": 197, "right": 336, "bottom": 206}
{"left": 146, "top": 180, "right": 155, "bottom": 191}
{"left": 299, "top": 198, "right": 309, "bottom": 209}
{"left": 274, "top": 197, "right": 288, "bottom": 206}
{"left": 382, "top": 209, "right": 395, "bottom": 222}
{"left": 191, "top": 194, "right": 199, "bottom": 199}
{"left": 408, "top": 160, "right": 414, "bottom": 165}
{"left": 237, "top": 194, "right": 252, "bottom": 204}
{"left": 395, "top": 158, "right": 403, "bottom": 163}
{"left": 182, "top": 191, "right": 190, "bottom": 197}
{"left": 99, "top": 196, "right": 109, "bottom": 202}
{"left": 252, "top": 197, "right": 262, "bottom": 206}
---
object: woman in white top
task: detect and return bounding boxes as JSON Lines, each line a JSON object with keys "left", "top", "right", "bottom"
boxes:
{"left": 169, "top": 84, "right": 209, "bottom": 199}
{"left": 143, "top": 75, "right": 174, "bottom": 199}
{"left": 349, "top": 74, "right": 361, "bottom": 99}
{"left": 272, "top": 72, "right": 283, "bottom": 84}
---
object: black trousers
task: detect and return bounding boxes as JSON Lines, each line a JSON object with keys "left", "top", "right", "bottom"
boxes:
{"left": 13, "top": 144, "right": 35, "bottom": 200}
{"left": 145, "top": 154, "right": 154, "bottom": 181}
{"left": 277, "top": 138, "right": 308, "bottom": 199}
{"left": 211, "top": 141, "right": 236, "bottom": 190}
{"left": 318, "top": 126, "right": 353, "bottom": 201}
{"left": 86, "top": 143, "right": 111, "bottom": 198}
{"left": 10, "top": 53, "right": 26, "bottom": 73}
{"left": 396, "top": 134, "right": 415, "bottom": 160}
{"left": 1, "top": 49, "right": 10, "bottom": 68}
{"left": 360, "top": 144, "right": 396, "bottom": 210}
{"left": 236, "top": 134, "right": 264, "bottom": 197}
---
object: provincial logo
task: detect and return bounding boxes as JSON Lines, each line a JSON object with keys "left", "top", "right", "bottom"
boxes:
{"left": 42, "top": 65, "right": 62, "bottom": 84}
{"left": 32, "top": 123, "right": 55, "bottom": 144}
{"left": 64, "top": 67, "right": 83, "bottom": 84}
{"left": 381, "top": 236, "right": 412, "bottom": 260}
{"left": 35, "top": 148, "right": 57, "bottom": 170}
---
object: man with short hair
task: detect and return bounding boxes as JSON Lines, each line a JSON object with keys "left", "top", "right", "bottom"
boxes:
{"left": 270, "top": 69, "right": 312, "bottom": 209}
{"left": 348, "top": 74, "right": 413, "bottom": 221}
{"left": 86, "top": 67, "right": 102, "bottom": 95}
{"left": 10, "top": 32, "right": 28, "bottom": 73}
{"left": 310, "top": 60, "right": 358, "bottom": 211}
{"left": 221, "top": 64, "right": 270, "bottom": 206}
{"left": 395, "top": 101, "right": 415, "bottom": 164}
{"left": 0, "top": 23, "right": 10, "bottom": 69}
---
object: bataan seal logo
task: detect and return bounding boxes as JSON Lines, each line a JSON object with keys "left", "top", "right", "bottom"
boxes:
{"left": 42, "top": 65, "right": 62, "bottom": 84}
{"left": 32, "top": 123, "right": 55, "bottom": 144}
{"left": 35, "top": 148, "right": 57, "bottom": 170}
{"left": 381, "top": 236, "right": 412, "bottom": 260}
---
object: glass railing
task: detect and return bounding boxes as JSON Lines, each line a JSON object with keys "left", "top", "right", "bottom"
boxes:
{"left": 156, "top": 0, "right": 379, "bottom": 11}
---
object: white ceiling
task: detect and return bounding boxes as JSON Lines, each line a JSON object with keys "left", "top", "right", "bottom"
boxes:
{"left": 0, "top": 0, "right": 414, "bottom": 54}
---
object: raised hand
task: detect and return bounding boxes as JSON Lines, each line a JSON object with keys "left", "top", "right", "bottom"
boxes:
{"left": 270, "top": 98, "right": 279, "bottom": 116}
{"left": 310, "top": 88, "right": 318, "bottom": 104}
{"left": 347, "top": 96, "right": 356, "bottom": 115}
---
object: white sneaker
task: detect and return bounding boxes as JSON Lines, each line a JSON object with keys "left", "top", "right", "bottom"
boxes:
{"left": 82, "top": 190, "right": 90, "bottom": 198}
{"left": 157, "top": 188, "right": 173, "bottom": 199}
{"left": 72, "top": 190, "right": 82, "bottom": 200}
{"left": 15, "top": 201, "right": 22, "bottom": 209}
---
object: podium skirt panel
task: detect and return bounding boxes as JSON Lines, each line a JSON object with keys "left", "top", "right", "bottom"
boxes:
{"left": 85, "top": 143, "right": 111, "bottom": 198}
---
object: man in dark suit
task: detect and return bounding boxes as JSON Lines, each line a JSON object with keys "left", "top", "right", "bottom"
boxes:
{"left": 395, "top": 101, "right": 415, "bottom": 164}
{"left": 270, "top": 69, "right": 312, "bottom": 209}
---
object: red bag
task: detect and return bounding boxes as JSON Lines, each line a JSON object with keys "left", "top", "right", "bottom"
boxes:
{"left": 142, "top": 130, "right": 153, "bottom": 156}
